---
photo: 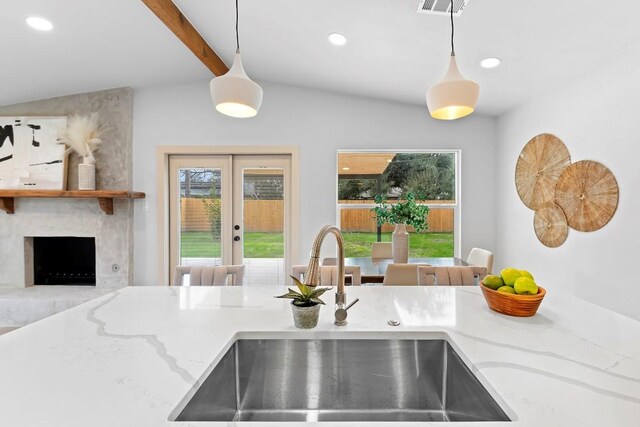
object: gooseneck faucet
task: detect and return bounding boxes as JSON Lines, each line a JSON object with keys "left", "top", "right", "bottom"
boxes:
{"left": 306, "top": 225, "right": 359, "bottom": 326}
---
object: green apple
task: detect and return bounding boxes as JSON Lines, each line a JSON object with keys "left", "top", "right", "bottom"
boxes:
{"left": 519, "top": 269, "right": 534, "bottom": 280}
{"left": 501, "top": 268, "right": 522, "bottom": 286}
{"left": 514, "top": 277, "right": 539, "bottom": 295}
{"left": 483, "top": 275, "right": 504, "bottom": 290}
{"left": 497, "top": 286, "right": 516, "bottom": 294}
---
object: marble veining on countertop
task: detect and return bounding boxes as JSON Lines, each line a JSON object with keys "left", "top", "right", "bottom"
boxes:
{"left": 0, "top": 285, "right": 638, "bottom": 426}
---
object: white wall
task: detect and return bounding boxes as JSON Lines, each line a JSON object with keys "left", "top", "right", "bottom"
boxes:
{"left": 496, "top": 42, "right": 640, "bottom": 320}
{"left": 133, "top": 81, "right": 497, "bottom": 285}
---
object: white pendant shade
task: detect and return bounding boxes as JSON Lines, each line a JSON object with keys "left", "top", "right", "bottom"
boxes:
{"left": 210, "top": 53, "right": 263, "bottom": 118}
{"left": 427, "top": 55, "right": 479, "bottom": 120}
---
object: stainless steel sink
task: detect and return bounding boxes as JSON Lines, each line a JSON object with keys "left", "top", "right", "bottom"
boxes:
{"left": 174, "top": 339, "right": 510, "bottom": 422}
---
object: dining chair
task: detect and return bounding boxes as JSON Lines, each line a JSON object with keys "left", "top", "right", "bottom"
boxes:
{"left": 418, "top": 266, "right": 487, "bottom": 286}
{"left": 371, "top": 242, "right": 393, "bottom": 259}
{"left": 466, "top": 248, "right": 494, "bottom": 275}
{"left": 382, "top": 264, "right": 421, "bottom": 286}
{"left": 291, "top": 265, "right": 362, "bottom": 286}
{"left": 173, "top": 265, "right": 245, "bottom": 286}
{"left": 322, "top": 257, "right": 337, "bottom": 266}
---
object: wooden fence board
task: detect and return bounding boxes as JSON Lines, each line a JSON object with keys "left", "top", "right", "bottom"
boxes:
{"left": 180, "top": 198, "right": 454, "bottom": 233}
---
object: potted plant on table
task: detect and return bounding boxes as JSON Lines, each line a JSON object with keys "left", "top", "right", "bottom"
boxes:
{"left": 276, "top": 277, "right": 332, "bottom": 329}
{"left": 372, "top": 192, "right": 430, "bottom": 263}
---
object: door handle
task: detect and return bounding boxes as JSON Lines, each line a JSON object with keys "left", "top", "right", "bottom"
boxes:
{"left": 233, "top": 236, "right": 241, "bottom": 242}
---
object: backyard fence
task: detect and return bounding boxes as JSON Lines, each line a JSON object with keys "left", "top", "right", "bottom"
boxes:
{"left": 180, "top": 198, "right": 454, "bottom": 233}
{"left": 180, "top": 198, "right": 284, "bottom": 232}
{"left": 338, "top": 200, "right": 454, "bottom": 233}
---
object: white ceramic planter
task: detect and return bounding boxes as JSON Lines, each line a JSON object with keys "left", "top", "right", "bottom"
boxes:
{"left": 78, "top": 157, "right": 96, "bottom": 190}
{"left": 392, "top": 223, "right": 409, "bottom": 263}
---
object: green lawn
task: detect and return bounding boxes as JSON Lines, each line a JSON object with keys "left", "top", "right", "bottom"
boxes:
{"left": 181, "top": 231, "right": 454, "bottom": 258}
{"left": 180, "top": 232, "right": 221, "bottom": 258}
{"left": 181, "top": 232, "right": 284, "bottom": 258}
{"left": 244, "top": 232, "right": 285, "bottom": 257}
{"left": 343, "top": 232, "right": 454, "bottom": 257}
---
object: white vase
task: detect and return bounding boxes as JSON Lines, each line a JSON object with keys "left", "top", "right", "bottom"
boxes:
{"left": 392, "top": 223, "right": 409, "bottom": 263}
{"left": 78, "top": 157, "right": 96, "bottom": 190}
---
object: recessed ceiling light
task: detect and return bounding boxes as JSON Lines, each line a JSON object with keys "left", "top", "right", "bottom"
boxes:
{"left": 342, "top": 167, "right": 350, "bottom": 171}
{"left": 480, "top": 57, "right": 502, "bottom": 69}
{"left": 328, "top": 33, "right": 347, "bottom": 46}
{"left": 26, "top": 16, "right": 54, "bottom": 31}
{"left": 387, "top": 159, "right": 392, "bottom": 163}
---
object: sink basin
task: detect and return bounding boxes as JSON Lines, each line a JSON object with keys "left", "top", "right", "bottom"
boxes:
{"left": 174, "top": 339, "right": 510, "bottom": 422}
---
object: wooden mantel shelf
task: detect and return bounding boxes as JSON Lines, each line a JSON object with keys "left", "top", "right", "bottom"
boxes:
{"left": 0, "top": 190, "right": 146, "bottom": 215}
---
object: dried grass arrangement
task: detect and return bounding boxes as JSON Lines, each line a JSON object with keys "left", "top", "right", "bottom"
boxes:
{"left": 60, "top": 113, "right": 104, "bottom": 164}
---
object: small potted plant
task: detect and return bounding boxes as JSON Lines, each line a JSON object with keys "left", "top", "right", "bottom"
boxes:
{"left": 276, "top": 276, "right": 332, "bottom": 329}
{"left": 372, "top": 192, "right": 430, "bottom": 263}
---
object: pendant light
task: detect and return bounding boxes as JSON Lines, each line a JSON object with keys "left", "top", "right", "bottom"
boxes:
{"left": 210, "top": 0, "right": 263, "bottom": 118}
{"left": 426, "top": 0, "right": 479, "bottom": 120}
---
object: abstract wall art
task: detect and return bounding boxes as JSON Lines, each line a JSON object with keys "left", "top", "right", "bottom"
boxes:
{"left": 0, "top": 116, "right": 68, "bottom": 190}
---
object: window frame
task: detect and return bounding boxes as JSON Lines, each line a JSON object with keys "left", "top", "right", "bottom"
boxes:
{"left": 335, "top": 149, "right": 462, "bottom": 258}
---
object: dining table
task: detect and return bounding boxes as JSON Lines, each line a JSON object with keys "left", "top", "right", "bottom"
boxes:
{"left": 341, "top": 257, "right": 470, "bottom": 284}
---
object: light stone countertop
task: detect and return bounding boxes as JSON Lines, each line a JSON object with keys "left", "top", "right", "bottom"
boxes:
{"left": 0, "top": 285, "right": 638, "bottom": 426}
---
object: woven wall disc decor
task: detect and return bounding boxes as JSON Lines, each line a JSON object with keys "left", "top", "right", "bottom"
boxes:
{"left": 554, "top": 160, "right": 619, "bottom": 232}
{"left": 516, "top": 134, "right": 572, "bottom": 211}
{"left": 534, "top": 202, "right": 569, "bottom": 248}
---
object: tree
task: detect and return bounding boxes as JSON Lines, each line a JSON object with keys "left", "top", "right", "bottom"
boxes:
{"left": 338, "top": 178, "right": 386, "bottom": 200}
{"left": 337, "top": 152, "right": 456, "bottom": 201}
{"left": 201, "top": 173, "right": 222, "bottom": 242}
{"left": 383, "top": 153, "right": 454, "bottom": 200}
{"left": 404, "top": 161, "right": 454, "bottom": 200}
{"left": 202, "top": 196, "right": 221, "bottom": 242}
{"left": 245, "top": 175, "right": 284, "bottom": 200}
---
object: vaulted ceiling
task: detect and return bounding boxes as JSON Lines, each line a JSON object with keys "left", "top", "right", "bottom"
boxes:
{"left": 2, "top": 0, "right": 640, "bottom": 115}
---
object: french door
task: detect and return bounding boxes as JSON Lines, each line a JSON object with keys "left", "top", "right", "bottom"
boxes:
{"left": 168, "top": 154, "right": 292, "bottom": 286}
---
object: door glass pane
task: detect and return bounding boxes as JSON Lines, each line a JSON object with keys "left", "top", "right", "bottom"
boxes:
{"left": 242, "top": 168, "right": 285, "bottom": 286}
{"left": 179, "top": 168, "right": 222, "bottom": 268}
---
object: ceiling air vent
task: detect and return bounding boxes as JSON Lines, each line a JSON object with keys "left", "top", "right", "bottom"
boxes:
{"left": 418, "top": 0, "right": 471, "bottom": 16}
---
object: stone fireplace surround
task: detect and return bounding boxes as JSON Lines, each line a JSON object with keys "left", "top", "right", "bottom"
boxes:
{"left": 0, "top": 88, "right": 133, "bottom": 289}
{"left": 0, "top": 88, "right": 134, "bottom": 323}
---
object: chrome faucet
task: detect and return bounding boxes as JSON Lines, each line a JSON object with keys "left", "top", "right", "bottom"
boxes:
{"left": 306, "top": 225, "right": 359, "bottom": 326}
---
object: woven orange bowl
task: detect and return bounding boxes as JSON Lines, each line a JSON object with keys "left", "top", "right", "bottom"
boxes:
{"left": 480, "top": 282, "right": 546, "bottom": 317}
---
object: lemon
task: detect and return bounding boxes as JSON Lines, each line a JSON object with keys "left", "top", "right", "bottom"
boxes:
{"left": 483, "top": 275, "right": 504, "bottom": 290}
{"left": 501, "top": 268, "right": 522, "bottom": 286}
{"left": 519, "top": 270, "right": 534, "bottom": 281}
{"left": 497, "top": 286, "right": 516, "bottom": 294}
{"left": 514, "top": 277, "right": 539, "bottom": 295}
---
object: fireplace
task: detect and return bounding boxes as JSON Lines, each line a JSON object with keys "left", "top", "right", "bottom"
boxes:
{"left": 32, "top": 237, "right": 96, "bottom": 286}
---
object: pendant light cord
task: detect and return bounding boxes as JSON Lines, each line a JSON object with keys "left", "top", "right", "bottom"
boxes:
{"left": 235, "top": 0, "right": 240, "bottom": 53}
{"left": 450, "top": 0, "right": 455, "bottom": 56}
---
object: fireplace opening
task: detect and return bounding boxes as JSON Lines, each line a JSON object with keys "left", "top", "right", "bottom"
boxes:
{"left": 33, "top": 237, "right": 96, "bottom": 286}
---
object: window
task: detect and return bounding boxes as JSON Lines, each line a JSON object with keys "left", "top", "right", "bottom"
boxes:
{"left": 337, "top": 151, "right": 460, "bottom": 258}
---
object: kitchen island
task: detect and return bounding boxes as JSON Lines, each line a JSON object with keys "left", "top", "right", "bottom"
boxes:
{"left": 0, "top": 285, "right": 638, "bottom": 426}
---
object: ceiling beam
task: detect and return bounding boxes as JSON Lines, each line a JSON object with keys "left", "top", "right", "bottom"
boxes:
{"left": 141, "top": 0, "right": 229, "bottom": 76}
